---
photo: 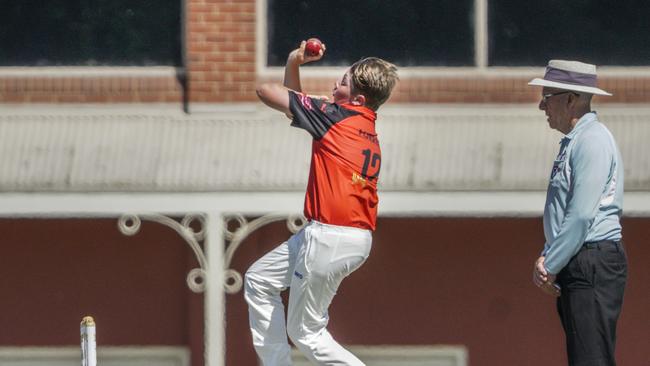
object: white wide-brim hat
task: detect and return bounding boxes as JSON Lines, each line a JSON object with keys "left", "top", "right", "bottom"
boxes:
{"left": 528, "top": 60, "right": 612, "bottom": 96}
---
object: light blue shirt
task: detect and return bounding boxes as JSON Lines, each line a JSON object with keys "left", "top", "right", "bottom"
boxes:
{"left": 542, "top": 112, "right": 624, "bottom": 274}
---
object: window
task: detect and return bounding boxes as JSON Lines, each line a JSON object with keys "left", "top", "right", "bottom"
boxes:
{"left": 265, "top": 0, "right": 650, "bottom": 69}
{"left": 489, "top": 0, "right": 650, "bottom": 66}
{"left": 266, "top": 0, "right": 474, "bottom": 67}
{"left": 0, "top": 0, "right": 181, "bottom": 66}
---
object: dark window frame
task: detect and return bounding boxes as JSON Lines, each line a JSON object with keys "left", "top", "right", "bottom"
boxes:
{"left": 260, "top": 0, "right": 650, "bottom": 72}
{"left": 0, "top": 0, "right": 183, "bottom": 67}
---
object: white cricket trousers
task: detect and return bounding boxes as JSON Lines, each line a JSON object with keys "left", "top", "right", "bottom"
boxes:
{"left": 244, "top": 220, "right": 372, "bottom": 366}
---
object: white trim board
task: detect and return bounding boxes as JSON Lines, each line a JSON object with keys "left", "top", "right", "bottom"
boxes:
{"left": 0, "top": 346, "right": 189, "bottom": 366}
{"left": 291, "top": 345, "right": 467, "bottom": 366}
{"left": 0, "top": 191, "right": 648, "bottom": 217}
{"left": 0, "top": 66, "right": 179, "bottom": 78}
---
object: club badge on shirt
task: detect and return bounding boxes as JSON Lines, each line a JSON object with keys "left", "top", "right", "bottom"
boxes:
{"left": 550, "top": 151, "right": 567, "bottom": 180}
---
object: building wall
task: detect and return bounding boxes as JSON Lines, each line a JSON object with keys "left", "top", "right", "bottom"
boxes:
{"left": 2, "top": 105, "right": 650, "bottom": 193}
{"left": 1, "top": 1, "right": 648, "bottom": 365}
{"left": 0, "top": 219, "right": 205, "bottom": 366}
{"left": 227, "top": 217, "right": 649, "bottom": 366}
{"left": 2, "top": 217, "right": 647, "bottom": 365}
{"left": 2, "top": 0, "right": 650, "bottom": 104}
{"left": 0, "top": 69, "right": 184, "bottom": 103}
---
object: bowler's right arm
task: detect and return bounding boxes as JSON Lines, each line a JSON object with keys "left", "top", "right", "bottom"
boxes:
{"left": 256, "top": 84, "right": 292, "bottom": 117}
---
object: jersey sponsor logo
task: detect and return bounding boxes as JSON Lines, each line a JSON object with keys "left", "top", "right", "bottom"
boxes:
{"left": 298, "top": 93, "right": 313, "bottom": 110}
{"left": 351, "top": 172, "right": 367, "bottom": 187}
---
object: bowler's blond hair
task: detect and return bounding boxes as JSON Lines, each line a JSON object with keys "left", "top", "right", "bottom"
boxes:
{"left": 349, "top": 57, "right": 399, "bottom": 111}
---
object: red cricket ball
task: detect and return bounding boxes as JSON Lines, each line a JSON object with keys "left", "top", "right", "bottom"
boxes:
{"left": 305, "top": 38, "right": 322, "bottom": 57}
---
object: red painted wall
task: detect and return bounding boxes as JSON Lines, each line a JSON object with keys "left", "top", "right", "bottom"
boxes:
{"left": 0, "top": 219, "right": 204, "bottom": 366}
{"left": 227, "top": 217, "right": 650, "bottom": 366}
{"left": 1, "top": 218, "right": 647, "bottom": 366}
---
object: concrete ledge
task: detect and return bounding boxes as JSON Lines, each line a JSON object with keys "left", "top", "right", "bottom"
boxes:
{"left": 0, "top": 191, "right": 648, "bottom": 217}
{"left": 0, "top": 346, "right": 189, "bottom": 366}
{"left": 291, "top": 345, "right": 467, "bottom": 366}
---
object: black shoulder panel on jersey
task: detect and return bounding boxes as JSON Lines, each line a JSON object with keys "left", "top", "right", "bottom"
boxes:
{"left": 289, "top": 91, "right": 360, "bottom": 140}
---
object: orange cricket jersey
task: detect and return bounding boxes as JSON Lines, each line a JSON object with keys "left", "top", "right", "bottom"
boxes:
{"left": 289, "top": 91, "right": 381, "bottom": 230}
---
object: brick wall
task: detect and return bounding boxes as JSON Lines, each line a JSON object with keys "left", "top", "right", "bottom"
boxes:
{"left": 274, "top": 76, "right": 650, "bottom": 104}
{"left": 186, "top": 0, "right": 256, "bottom": 103}
{"left": 0, "top": 73, "right": 183, "bottom": 103}
{"left": 2, "top": 1, "right": 650, "bottom": 104}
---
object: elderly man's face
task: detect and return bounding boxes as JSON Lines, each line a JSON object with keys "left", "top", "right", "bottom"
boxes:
{"left": 539, "top": 87, "right": 574, "bottom": 134}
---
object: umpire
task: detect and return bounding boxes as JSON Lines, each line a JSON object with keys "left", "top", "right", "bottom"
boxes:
{"left": 528, "top": 60, "right": 628, "bottom": 366}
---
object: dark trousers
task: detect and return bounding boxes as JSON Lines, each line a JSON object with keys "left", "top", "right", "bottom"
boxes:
{"left": 556, "top": 240, "right": 628, "bottom": 366}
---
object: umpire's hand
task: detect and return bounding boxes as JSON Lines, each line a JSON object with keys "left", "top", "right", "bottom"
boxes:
{"left": 533, "top": 256, "right": 560, "bottom": 297}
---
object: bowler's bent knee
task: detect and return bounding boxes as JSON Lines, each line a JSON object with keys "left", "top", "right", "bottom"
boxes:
{"left": 287, "top": 325, "right": 313, "bottom": 356}
{"left": 243, "top": 270, "right": 263, "bottom": 303}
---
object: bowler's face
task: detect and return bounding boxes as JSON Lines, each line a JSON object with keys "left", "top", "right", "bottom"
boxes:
{"left": 539, "top": 87, "right": 572, "bottom": 134}
{"left": 332, "top": 70, "right": 352, "bottom": 104}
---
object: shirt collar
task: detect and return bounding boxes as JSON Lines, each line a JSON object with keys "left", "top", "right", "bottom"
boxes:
{"left": 564, "top": 111, "right": 597, "bottom": 140}
{"left": 341, "top": 103, "right": 377, "bottom": 121}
